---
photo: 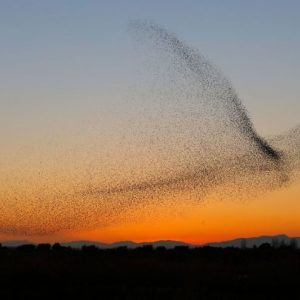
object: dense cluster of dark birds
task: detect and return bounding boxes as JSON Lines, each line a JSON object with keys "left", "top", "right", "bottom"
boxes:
{"left": 0, "top": 21, "right": 299, "bottom": 236}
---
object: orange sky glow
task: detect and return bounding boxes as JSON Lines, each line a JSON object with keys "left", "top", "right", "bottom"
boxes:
{"left": 1, "top": 178, "right": 299, "bottom": 244}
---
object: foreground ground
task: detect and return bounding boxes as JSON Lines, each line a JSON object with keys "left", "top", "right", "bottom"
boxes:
{"left": 0, "top": 243, "right": 299, "bottom": 299}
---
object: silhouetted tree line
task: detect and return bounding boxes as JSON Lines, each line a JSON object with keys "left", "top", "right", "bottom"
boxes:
{"left": 0, "top": 242, "right": 299, "bottom": 299}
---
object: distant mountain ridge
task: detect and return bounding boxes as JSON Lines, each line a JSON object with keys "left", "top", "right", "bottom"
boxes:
{"left": 204, "top": 234, "right": 299, "bottom": 248}
{"left": 0, "top": 239, "right": 189, "bottom": 249}
{"left": 64, "top": 240, "right": 190, "bottom": 249}
{"left": 1, "top": 234, "right": 299, "bottom": 249}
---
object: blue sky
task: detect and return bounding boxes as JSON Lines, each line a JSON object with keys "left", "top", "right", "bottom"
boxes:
{"left": 1, "top": 0, "right": 299, "bottom": 143}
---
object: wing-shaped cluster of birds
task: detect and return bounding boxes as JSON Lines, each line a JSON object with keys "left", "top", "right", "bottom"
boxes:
{"left": 0, "top": 21, "right": 299, "bottom": 236}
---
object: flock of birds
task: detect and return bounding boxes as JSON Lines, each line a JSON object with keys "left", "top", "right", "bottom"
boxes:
{"left": 0, "top": 21, "right": 299, "bottom": 236}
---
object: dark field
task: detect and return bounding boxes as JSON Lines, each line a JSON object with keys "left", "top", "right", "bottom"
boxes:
{"left": 0, "top": 243, "right": 299, "bottom": 299}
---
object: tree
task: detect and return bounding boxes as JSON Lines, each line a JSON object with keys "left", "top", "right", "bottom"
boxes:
{"left": 289, "top": 238, "right": 298, "bottom": 249}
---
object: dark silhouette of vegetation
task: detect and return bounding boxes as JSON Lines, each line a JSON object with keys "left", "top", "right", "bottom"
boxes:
{"left": 0, "top": 243, "right": 299, "bottom": 299}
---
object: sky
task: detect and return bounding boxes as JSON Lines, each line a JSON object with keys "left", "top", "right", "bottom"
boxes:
{"left": 0, "top": 0, "right": 299, "bottom": 243}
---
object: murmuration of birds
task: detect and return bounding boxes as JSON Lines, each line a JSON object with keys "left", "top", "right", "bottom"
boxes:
{"left": 0, "top": 21, "right": 299, "bottom": 236}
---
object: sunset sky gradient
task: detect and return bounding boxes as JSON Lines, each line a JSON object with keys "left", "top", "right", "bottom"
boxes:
{"left": 1, "top": 0, "right": 299, "bottom": 244}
